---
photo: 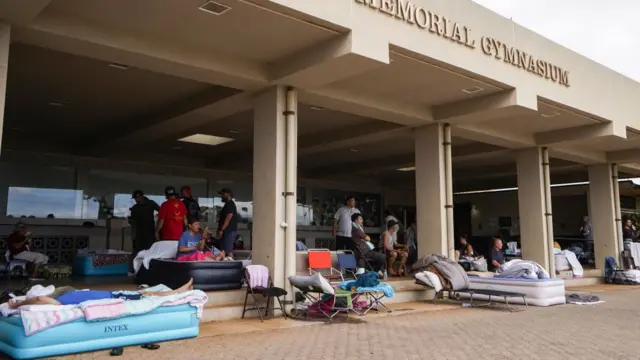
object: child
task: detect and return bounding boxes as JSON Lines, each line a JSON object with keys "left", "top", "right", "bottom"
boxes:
{"left": 176, "top": 220, "right": 225, "bottom": 261}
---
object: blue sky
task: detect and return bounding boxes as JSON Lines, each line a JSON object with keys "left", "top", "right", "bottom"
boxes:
{"left": 7, "top": 187, "right": 99, "bottom": 219}
{"left": 472, "top": 0, "right": 640, "bottom": 81}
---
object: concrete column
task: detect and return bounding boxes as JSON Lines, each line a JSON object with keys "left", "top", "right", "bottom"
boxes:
{"left": 588, "top": 164, "right": 620, "bottom": 270}
{"left": 414, "top": 124, "right": 448, "bottom": 257}
{"left": 516, "top": 148, "right": 551, "bottom": 271}
{"left": 0, "top": 24, "right": 10, "bottom": 155}
{"left": 252, "top": 86, "right": 287, "bottom": 288}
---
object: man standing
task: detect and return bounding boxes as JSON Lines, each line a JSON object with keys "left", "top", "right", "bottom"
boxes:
{"left": 332, "top": 196, "right": 360, "bottom": 251}
{"left": 129, "top": 190, "right": 159, "bottom": 273}
{"left": 217, "top": 188, "right": 238, "bottom": 258}
{"left": 156, "top": 186, "right": 187, "bottom": 241}
{"left": 180, "top": 186, "right": 201, "bottom": 223}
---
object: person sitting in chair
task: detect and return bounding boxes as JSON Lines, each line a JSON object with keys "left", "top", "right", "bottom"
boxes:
{"left": 454, "top": 235, "right": 475, "bottom": 262}
{"left": 489, "top": 236, "right": 505, "bottom": 271}
{"left": 8, "top": 278, "right": 194, "bottom": 308}
{"left": 7, "top": 221, "right": 48, "bottom": 280}
{"left": 176, "top": 220, "right": 225, "bottom": 261}
{"left": 351, "top": 213, "right": 387, "bottom": 278}
{"left": 380, "top": 219, "right": 408, "bottom": 276}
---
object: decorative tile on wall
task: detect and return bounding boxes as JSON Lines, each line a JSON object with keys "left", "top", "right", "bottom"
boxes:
{"left": 314, "top": 238, "right": 336, "bottom": 250}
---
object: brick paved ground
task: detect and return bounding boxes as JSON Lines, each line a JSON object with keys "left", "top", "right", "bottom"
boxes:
{"left": 64, "top": 287, "right": 640, "bottom": 360}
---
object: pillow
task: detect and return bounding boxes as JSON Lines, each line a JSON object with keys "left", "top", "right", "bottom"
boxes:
{"left": 288, "top": 273, "right": 335, "bottom": 295}
{"left": 415, "top": 271, "right": 443, "bottom": 292}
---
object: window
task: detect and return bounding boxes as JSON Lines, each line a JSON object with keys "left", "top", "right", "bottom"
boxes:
{"left": 7, "top": 187, "right": 99, "bottom": 219}
{"left": 113, "top": 194, "right": 166, "bottom": 218}
{"left": 86, "top": 169, "right": 207, "bottom": 219}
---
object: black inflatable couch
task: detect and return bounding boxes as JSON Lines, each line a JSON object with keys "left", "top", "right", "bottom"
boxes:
{"left": 135, "top": 259, "right": 244, "bottom": 291}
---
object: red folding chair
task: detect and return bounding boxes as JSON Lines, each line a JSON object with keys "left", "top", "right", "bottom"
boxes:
{"left": 308, "top": 249, "right": 344, "bottom": 283}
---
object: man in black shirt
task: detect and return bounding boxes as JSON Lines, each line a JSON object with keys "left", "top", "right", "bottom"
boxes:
{"left": 489, "top": 236, "right": 505, "bottom": 271}
{"left": 180, "top": 186, "right": 201, "bottom": 223}
{"left": 129, "top": 190, "right": 160, "bottom": 273}
{"left": 217, "top": 188, "right": 238, "bottom": 258}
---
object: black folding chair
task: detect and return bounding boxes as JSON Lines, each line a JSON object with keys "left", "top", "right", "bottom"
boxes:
{"left": 242, "top": 265, "right": 287, "bottom": 322}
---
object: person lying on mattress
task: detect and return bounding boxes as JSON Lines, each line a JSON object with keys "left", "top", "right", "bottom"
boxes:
{"left": 176, "top": 220, "right": 226, "bottom": 261}
{"left": 7, "top": 278, "right": 194, "bottom": 308}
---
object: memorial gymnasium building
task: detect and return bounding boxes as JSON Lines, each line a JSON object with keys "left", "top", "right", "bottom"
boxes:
{"left": 1, "top": 0, "right": 639, "bottom": 298}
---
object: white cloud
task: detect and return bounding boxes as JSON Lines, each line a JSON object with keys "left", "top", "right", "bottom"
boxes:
{"left": 471, "top": 0, "right": 640, "bottom": 82}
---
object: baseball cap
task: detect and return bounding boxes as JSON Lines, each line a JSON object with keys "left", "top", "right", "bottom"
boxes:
{"left": 165, "top": 186, "right": 177, "bottom": 197}
{"left": 131, "top": 190, "right": 144, "bottom": 199}
{"left": 218, "top": 188, "right": 233, "bottom": 196}
{"left": 386, "top": 219, "right": 398, "bottom": 229}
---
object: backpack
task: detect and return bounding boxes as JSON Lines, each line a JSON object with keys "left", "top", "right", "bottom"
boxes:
{"left": 183, "top": 198, "right": 201, "bottom": 222}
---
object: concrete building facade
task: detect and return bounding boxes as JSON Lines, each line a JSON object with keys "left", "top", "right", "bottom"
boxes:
{"left": 1, "top": 0, "right": 639, "bottom": 303}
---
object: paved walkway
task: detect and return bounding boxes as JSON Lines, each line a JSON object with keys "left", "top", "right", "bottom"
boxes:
{"left": 65, "top": 286, "right": 640, "bottom": 360}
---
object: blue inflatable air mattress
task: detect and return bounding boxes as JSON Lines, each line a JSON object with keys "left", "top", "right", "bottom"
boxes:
{"left": 73, "top": 255, "right": 130, "bottom": 276}
{"left": 0, "top": 304, "right": 199, "bottom": 359}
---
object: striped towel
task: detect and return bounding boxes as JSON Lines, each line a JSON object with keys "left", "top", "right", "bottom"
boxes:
{"left": 81, "top": 298, "right": 127, "bottom": 321}
{"left": 20, "top": 307, "right": 84, "bottom": 336}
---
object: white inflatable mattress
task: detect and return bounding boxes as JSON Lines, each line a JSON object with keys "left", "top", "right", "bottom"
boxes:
{"left": 461, "top": 276, "right": 566, "bottom": 307}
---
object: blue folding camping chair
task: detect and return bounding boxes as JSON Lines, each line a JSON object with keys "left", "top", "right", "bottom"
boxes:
{"left": 337, "top": 251, "right": 358, "bottom": 280}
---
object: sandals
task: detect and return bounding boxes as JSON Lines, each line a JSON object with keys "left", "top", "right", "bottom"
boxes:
{"left": 109, "top": 343, "right": 159, "bottom": 356}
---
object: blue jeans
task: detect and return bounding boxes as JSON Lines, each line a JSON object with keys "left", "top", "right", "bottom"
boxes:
{"left": 222, "top": 230, "right": 237, "bottom": 254}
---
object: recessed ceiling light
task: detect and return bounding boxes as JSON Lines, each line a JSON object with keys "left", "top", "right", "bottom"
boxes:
{"left": 178, "top": 133, "right": 234, "bottom": 146}
{"left": 541, "top": 112, "right": 561, "bottom": 118}
{"left": 349, "top": 148, "right": 359, "bottom": 153}
{"left": 198, "top": 1, "right": 231, "bottom": 15}
{"left": 310, "top": 106, "right": 325, "bottom": 111}
{"left": 228, "top": 129, "right": 242, "bottom": 134}
{"left": 108, "top": 63, "right": 129, "bottom": 70}
{"left": 461, "top": 86, "right": 484, "bottom": 94}
{"left": 397, "top": 166, "right": 416, "bottom": 171}
{"left": 48, "top": 100, "right": 67, "bottom": 107}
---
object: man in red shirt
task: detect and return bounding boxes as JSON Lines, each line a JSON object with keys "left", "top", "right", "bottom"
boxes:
{"left": 155, "top": 186, "right": 188, "bottom": 241}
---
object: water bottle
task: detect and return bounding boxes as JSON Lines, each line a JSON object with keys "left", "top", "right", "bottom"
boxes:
{"left": 383, "top": 270, "right": 388, "bottom": 280}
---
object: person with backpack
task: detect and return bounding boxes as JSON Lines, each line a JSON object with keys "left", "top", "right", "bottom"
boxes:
{"left": 180, "top": 186, "right": 201, "bottom": 223}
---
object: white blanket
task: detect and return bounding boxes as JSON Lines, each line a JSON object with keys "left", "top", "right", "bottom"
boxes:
{"left": 629, "top": 243, "right": 640, "bottom": 269}
{"left": 497, "top": 259, "right": 550, "bottom": 280}
{"left": 133, "top": 241, "right": 178, "bottom": 273}
{"left": 553, "top": 249, "right": 584, "bottom": 276}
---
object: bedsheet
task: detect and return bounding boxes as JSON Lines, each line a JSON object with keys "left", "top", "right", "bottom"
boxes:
{"left": 3, "top": 286, "right": 208, "bottom": 336}
{"left": 337, "top": 280, "right": 395, "bottom": 298}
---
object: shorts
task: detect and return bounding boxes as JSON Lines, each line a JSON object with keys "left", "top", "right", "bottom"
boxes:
{"left": 221, "top": 230, "right": 237, "bottom": 254}
{"left": 176, "top": 251, "right": 213, "bottom": 261}
{"left": 111, "top": 290, "right": 143, "bottom": 301}
{"left": 13, "top": 251, "right": 49, "bottom": 264}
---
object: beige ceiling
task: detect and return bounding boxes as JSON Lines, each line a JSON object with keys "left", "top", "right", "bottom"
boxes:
{"left": 322, "top": 54, "right": 505, "bottom": 107}
{"left": 571, "top": 129, "right": 640, "bottom": 152}
{"left": 4, "top": 43, "right": 232, "bottom": 145}
{"left": 476, "top": 103, "right": 601, "bottom": 135}
{"left": 44, "top": 0, "right": 337, "bottom": 62}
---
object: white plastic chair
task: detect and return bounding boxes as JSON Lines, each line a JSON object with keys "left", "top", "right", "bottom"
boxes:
{"left": 4, "top": 249, "right": 28, "bottom": 280}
